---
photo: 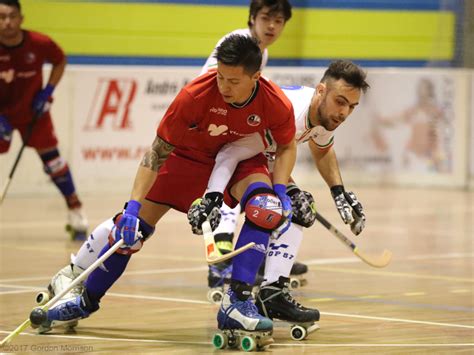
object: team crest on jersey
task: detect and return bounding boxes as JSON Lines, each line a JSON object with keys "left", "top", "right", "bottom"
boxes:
{"left": 25, "top": 52, "right": 36, "bottom": 64}
{"left": 247, "top": 114, "right": 261, "bottom": 127}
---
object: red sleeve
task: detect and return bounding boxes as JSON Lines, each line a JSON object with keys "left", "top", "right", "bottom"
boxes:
{"left": 157, "top": 88, "right": 197, "bottom": 147}
{"left": 30, "top": 31, "right": 65, "bottom": 65}
{"left": 269, "top": 105, "right": 296, "bottom": 146}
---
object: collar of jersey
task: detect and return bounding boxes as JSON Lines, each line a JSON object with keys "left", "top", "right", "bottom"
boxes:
{"left": 230, "top": 82, "right": 259, "bottom": 109}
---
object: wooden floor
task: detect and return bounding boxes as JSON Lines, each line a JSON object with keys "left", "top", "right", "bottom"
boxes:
{"left": 0, "top": 187, "right": 473, "bottom": 354}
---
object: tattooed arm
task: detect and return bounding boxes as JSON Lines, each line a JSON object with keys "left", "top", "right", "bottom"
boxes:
{"left": 129, "top": 136, "right": 175, "bottom": 203}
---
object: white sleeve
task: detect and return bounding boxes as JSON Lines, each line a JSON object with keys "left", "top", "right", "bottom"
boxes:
{"left": 200, "top": 47, "right": 218, "bottom": 75}
{"left": 206, "top": 133, "right": 266, "bottom": 193}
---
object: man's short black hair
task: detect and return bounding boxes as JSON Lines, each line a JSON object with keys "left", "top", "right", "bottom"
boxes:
{"left": 321, "top": 60, "right": 370, "bottom": 93}
{"left": 0, "top": 0, "right": 21, "bottom": 11}
{"left": 215, "top": 34, "right": 262, "bottom": 75}
{"left": 248, "top": 0, "right": 292, "bottom": 27}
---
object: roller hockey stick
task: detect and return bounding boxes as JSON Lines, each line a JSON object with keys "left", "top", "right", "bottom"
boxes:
{"left": 0, "top": 239, "right": 124, "bottom": 347}
{"left": 315, "top": 212, "right": 392, "bottom": 268}
{"left": 0, "top": 112, "right": 42, "bottom": 204}
{"left": 202, "top": 221, "right": 255, "bottom": 265}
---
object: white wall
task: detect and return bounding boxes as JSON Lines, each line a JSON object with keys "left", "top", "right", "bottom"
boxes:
{"left": 1, "top": 66, "right": 472, "bottom": 197}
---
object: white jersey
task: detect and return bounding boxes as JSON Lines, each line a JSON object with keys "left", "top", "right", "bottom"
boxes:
{"left": 200, "top": 28, "right": 269, "bottom": 75}
{"left": 265, "top": 85, "right": 334, "bottom": 155}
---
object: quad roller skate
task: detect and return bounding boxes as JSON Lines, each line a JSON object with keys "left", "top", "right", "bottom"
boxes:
{"left": 207, "top": 261, "right": 232, "bottom": 304}
{"left": 207, "top": 233, "right": 234, "bottom": 304}
{"left": 66, "top": 207, "right": 89, "bottom": 241}
{"left": 289, "top": 261, "right": 308, "bottom": 289}
{"left": 212, "top": 283, "right": 274, "bottom": 351}
{"left": 33, "top": 264, "right": 85, "bottom": 334}
{"left": 256, "top": 276, "right": 319, "bottom": 341}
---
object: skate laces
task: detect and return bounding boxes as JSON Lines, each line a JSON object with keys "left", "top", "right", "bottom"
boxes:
{"left": 281, "top": 286, "right": 302, "bottom": 307}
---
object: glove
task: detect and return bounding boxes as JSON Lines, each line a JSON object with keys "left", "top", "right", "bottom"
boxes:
{"left": 330, "top": 185, "right": 366, "bottom": 235}
{"left": 272, "top": 184, "right": 292, "bottom": 237}
{"left": 187, "top": 192, "right": 223, "bottom": 235}
{"left": 287, "top": 185, "right": 317, "bottom": 228}
{"left": 0, "top": 114, "right": 13, "bottom": 142}
{"left": 114, "top": 200, "right": 142, "bottom": 245}
{"left": 32, "top": 84, "right": 55, "bottom": 116}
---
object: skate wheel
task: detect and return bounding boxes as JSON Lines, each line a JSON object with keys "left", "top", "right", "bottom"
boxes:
{"left": 290, "top": 278, "right": 301, "bottom": 289}
{"left": 36, "top": 291, "right": 51, "bottom": 305}
{"left": 241, "top": 335, "right": 256, "bottom": 352}
{"left": 212, "top": 332, "right": 227, "bottom": 349}
{"left": 291, "top": 324, "right": 307, "bottom": 341}
{"left": 207, "top": 289, "right": 224, "bottom": 304}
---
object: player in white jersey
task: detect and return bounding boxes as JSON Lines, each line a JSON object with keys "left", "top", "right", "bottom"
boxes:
{"left": 201, "top": 60, "right": 370, "bottom": 336}
{"left": 201, "top": 0, "right": 291, "bottom": 75}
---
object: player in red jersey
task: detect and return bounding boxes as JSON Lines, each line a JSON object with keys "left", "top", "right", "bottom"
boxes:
{"left": 0, "top": 0, "right": 87, "bottom": 239}
{"left": 39, "top": 35, "right": 296, "bottom": 342}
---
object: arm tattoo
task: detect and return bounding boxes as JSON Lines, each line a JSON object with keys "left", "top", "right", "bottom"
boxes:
{"left": 140, "top": 136, "right": 174, "bottom": 172}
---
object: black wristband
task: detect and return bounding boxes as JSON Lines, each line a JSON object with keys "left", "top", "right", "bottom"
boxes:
{"left": 330, "top": 185, "right": 345, "bottom": 198}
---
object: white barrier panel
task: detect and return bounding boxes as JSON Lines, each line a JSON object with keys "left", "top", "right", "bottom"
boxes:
{"left": 0, "top": 66, "right": 472, "bottom": 197}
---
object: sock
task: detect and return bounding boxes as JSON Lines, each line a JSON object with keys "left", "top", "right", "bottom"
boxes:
{"left": 231, "top": 222, "right": 270, "bottom": 285}
{"left": 85, "top": 243, "right": 131, "bottom": 302}
{"left": 39, "top": 149, "right": 77, "bottom": 200}
{"left": 261, "top": 223, "right": 304, "bottom": 286}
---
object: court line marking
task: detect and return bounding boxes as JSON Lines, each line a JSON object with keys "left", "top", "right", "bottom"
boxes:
{"left": 0, "top": 285, "right": 472, "bottom": 330}
{"left": 0, "top": 330, "right": 472, "bottom": 348}
{"left": 311, "top": 266, "right": 473, "bottom": 283}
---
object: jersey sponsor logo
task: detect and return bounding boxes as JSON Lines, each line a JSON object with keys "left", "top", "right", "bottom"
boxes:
{"left": 0, "top": 55, "right": 10, "bottom": 61}
{"left": 209, "top": 107, "right": 227, "bottom": 116}
{"left": 17, "top": 70, "right": 36, "bottom": 78}
{"left": 247, "top": 114, "right": 261, "bottom": 127}
{"left": 208, "top": 123, "right": 228, "bottom": 136}
{"left": 0, "top": 69, "right": 14, "bottom": 83}
{"left": 85, "top": 78, "right": 137, "bottom": 130}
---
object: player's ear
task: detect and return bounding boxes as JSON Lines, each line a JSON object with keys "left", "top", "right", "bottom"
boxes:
{"left": 316, "top": 82, "right": 326, "bottom": 96}
{"left": 251, "top": 70, "right": 261, "bottom": 82}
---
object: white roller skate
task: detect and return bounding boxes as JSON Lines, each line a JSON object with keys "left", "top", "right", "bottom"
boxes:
{"left": 34, "top": 264, "right": 85, "bottom": 334}
{"left": 66, "top": 207, "right": 89, "bottom": 241}
{"left": 256, "top": 276, "right": 319, "bottom": 341}
{"left": 207, "top": 262, "right": 232, "bottom": 304}
{"left": 212, "top": 284, "right": 274, "bottom": 351}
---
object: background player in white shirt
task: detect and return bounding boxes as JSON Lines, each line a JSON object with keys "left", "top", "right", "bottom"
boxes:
{"left": 201, "top": 0, "right": 313, "bottom": 290}
{"left": 201, "top": 60, "right": 370, "bottom": 333}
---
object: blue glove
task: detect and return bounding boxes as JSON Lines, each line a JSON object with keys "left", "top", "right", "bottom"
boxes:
{"left": 114, "top": 200, "right": 142, "bottom": 246}
{"left": 0, "top": 115, "right": 13, "bottom": 142}
{"left": 32, "top": 84, "right": 55, "bottom": 116}
{"left": 273, "top": 184, "right": 292, "bottom": 237}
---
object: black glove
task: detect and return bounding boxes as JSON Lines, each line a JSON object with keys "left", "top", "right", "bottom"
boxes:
{"left": 287, "top": 185, "right": 317, "bottom": 228}
{"left": 187, "top": 192, "right": 224, "bottom": 235}
{"left": 330, "top": 185, "right": 366, "bottom": 235}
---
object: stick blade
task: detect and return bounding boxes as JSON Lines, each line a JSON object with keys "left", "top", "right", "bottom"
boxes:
{"left": 206, "top": 242, "right": 256, "bottom": 265}
{"left": 354, "top": 248, "right": 392, "bottom": 268}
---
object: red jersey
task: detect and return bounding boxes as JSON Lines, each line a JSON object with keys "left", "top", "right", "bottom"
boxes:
{"left": 157, "top": 71, "right": 295, "bottom": 163}
{"left": 0, "top": 30, "right": 65, "bottom": 124}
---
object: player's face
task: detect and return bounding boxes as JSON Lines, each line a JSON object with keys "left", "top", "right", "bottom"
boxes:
{"left": 0, "top": 5, "right": 23, "bottom": 41}
{"left": 250, "top": 7, "right": 286, "bottom": 49}
{"left": 216, "top": 62, "right": 260, "bottom": 105}
{"left": 316, "top": 79, "right": 361, "bottom": 131}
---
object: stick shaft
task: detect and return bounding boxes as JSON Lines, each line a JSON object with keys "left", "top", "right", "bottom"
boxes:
{"left": 0, "top": 112, "right": 41, "bottom": 204}
{"left": 0, "top": 240, "right": 124, "bottom": 346}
